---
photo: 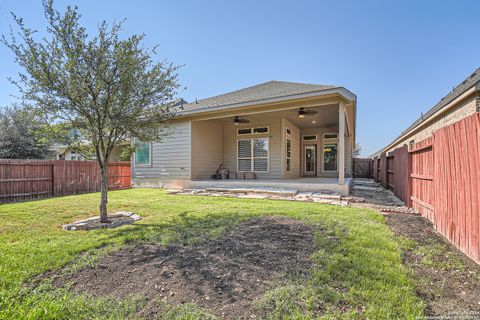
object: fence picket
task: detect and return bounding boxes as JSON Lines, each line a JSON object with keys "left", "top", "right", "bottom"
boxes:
{"left": 372, "top": 113, "right": 479, "bottom": 263}
{"left": 0, "top": 160, "right": 130, "bottom": 203}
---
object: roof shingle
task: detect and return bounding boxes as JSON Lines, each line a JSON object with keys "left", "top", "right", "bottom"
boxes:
{"left": 390, "top": 67, "right": 480, "bottom": 144}
{"left": 180, "top": 80, "right": 338, "bottom": 113}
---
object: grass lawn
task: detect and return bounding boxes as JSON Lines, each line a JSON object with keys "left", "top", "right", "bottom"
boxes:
{"left": 0, "top": 189, "right": 424, "bottom": 319}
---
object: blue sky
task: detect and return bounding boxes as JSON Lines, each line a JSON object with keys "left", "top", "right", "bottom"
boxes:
{"left": 1, "top": 0, "right": 479, "bottom": 156}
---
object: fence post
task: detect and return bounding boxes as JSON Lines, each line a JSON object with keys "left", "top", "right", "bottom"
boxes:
{"left": 51, "top": 162, "right": 55, "bottom": 197}
{"left": 407, "top": 150, "right": 412, "bottom": 207}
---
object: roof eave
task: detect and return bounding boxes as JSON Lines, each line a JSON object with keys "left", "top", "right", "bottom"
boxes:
{"left": 177, "top": 87, "right": 356, "bottom": 117}
{"left": 381, "top": 83, "right": 480, "bottom": 153}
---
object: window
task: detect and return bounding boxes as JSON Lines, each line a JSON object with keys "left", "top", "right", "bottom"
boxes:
{"left": 238, "top": 128, "right": 252, "bottom": 135}
{"left": 323, "top": 133, "right": 338, "bottom": 140}
{"left": 286, "top": 139, "right": 291, "bottom": 171}
{"left": 237, "top": 126, "right": 269, "bottom": 135}
{"left": 238, "top": 140, "right": 252, "bottom": 171}
{"left": 302, "top": 134, "right": 317, "bottom": 141}
{"left": 237, "top": 138, "right": 269, "bottom": 172}
{"left": 70, "top": 152, "right": 83, "bottom": 161}
{"left": 323, "top": 143, "right": 337, "bottom": 171}
{"left": 135, "top": 141, "right": 151, "bottom": 165}
{"left": 253, "top": 127, "right": 268, "bottom": 134}
{"left": 286, "top": 128, "right": 291, "bottom": 172}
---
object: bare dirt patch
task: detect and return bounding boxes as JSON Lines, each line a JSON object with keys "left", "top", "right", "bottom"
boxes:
{"left": 385, "top": 213, "right": 480, "bottom": 317}
{"left": 55, "top": 216, "right": 316, "bottom": 319}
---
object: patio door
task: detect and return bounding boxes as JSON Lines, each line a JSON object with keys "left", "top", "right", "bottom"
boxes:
{"left": 303, "top": 145, "right": 316, "bottom": 176}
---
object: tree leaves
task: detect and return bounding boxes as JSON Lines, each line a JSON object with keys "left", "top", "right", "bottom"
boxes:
{"left": 2, "top": 0, "right": 180, "bottom": 162}
{"left": 0, "top": 104, "right": 52, "bottom": 159}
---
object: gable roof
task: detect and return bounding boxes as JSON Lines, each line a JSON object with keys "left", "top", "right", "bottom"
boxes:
{"left": 388, "top": 67, "right": 480, "bottom": 147}
{"left": 180, "top": 80, "right": 347, "bottom": 114}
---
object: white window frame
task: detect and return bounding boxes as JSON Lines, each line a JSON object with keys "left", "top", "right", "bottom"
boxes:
{"left": 237, "top": 137, "right": 269, "bottom": 172}
{"left": 323, "top": 132, "right": 338, "bottom": 140}
{"left": 323, "top": 143, "right": 338, "bottom": 172}
{"left": 286, "top": 128, "right": 291, "bottom": 172}
{"left": 302, "top": 134, "right": 318, "bottom": 142}
{"left": 237, "top": 126, "right": 269, "bottom": 136}
{"left": 134, "top": 139, "right": 152, "bottom": 166}
{"left": 304, "top": 145, "right": 317, "bottom": 174}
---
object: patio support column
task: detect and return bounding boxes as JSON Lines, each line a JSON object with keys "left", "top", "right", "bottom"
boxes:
{"left": 338, "top": 102, "right": 345, "bottom": 185}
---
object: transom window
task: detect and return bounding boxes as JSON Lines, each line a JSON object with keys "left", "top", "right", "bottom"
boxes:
{"left": 323, "top": 133, "right": 338, "bottom": 140}
{"left": 302, "top": 134, "right": 317, "bottom": 141}
{"left": 237, "top": 138, "right": 269, "bottom": 172}
{"left": 237, "top": 126, "right": 269, "bottom": 135}
{"left": 135, "top": 141, "right": 151, "bottom": 165}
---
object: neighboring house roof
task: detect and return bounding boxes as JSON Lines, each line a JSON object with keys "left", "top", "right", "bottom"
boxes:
{"left": 180, "top": 80, "right": 353, "bottom": 114}
{"left": 388, "top": 67, "right": 480, "bottom": 147}
{"left": 368, "top": 148, "right": 384, "bottom": 159}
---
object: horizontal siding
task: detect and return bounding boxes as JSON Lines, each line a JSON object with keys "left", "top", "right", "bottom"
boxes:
{"left": 345, "top": 133, "right": 352, "bottom": 177}
{"left": 223, "top": 115, "right": 282, "bottom": 178}
{"left": 133, "top": 121, "right": 191, "bottom": 179}
{"left": 191, "top": 120, "right": 224, "bottom": 179}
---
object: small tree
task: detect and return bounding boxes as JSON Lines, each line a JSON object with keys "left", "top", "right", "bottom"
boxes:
{"left": 3, "top": 0, "right": 180, "bottom": 222}
{"left": 0, "top": 103, "right": 52, "bottom": 159}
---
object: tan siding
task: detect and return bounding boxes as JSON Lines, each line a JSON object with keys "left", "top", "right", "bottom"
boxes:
{"left": 191, "top": 120, "right": 224, "bottom": 179}
{"left": 133, "top": 121, "right": 191, "bottom": 179}
{"left": 282, "top": 119, "right": 301, "bottom": 178}
{"left": 223, "top": 114, "right": 282, "bottom": 178}
{"left": 345, "top": 133, "right": 352, "bottom": 176}
{"left": 387, "top": 96, "right": 478, "bottom": 152}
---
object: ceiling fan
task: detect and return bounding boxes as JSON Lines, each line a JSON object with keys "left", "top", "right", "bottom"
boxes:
{"left": 233, "top": 115, "right": 250, "bottom": 125}
{"left": 297, "top": 107, "right": 317, "bottom": 118}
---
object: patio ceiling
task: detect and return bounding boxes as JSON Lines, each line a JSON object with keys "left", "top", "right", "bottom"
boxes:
{"left": 282, "top": 104, "right": 338, "bottom": 128}
{"left": 207, "top": 104, "right": 339, "bottom": 129}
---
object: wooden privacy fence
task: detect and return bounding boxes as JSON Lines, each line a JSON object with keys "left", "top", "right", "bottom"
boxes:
{"left": 352, "top": 158, "right": 373, "bottom": 178}
{"left": 0, "top": 160, "right": 131, "bottom": 203}
{"left": 372, "top": 113, "right": 480, "bottom": 263}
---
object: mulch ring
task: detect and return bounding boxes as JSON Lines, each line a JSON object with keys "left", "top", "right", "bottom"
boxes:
{"left": 54, "top": 216, "right": 317, "bottom": 319}
{"left": 385, "top": 213, "right": 480, "bottom": 317}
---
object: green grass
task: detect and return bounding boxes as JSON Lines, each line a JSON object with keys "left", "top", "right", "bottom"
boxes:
{"left": 0, "top": 189, "right": 424, "bottom": 319}
{"left": 396, "top": 235, "right": 466, "bottom": 271}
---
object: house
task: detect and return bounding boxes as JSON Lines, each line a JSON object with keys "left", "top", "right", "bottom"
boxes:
{"left": 50, "top": 141, "right": 130, "bottom": 161}
{"left": 132, "top": 81, "right": 357, "bottom": 195}
{"left": 369, "top": 68, "right": 480, "bottom": 263}
{"left": 382, "top": 67, "right": 480, "bottom": 153}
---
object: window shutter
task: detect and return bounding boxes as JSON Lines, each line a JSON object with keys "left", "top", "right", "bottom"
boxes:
{"left": 239, "top": 159, "right": 251, "bottom": 171}
{"left": 254, "top": 159, "right": 268, "bottom": 171}
{"left": 238, "top": 140, "right": 251, "bottom": 158}
{"left": 238, "top": 140, "right": 252, "bottom": 171}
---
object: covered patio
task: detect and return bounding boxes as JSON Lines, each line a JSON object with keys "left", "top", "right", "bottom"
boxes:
{"left": 189, "top": 99, "right": 355, "bottom": 193}
{"left": 185, "top": 177, "right": 352, "bottom": 195}
{"left": 132, "top": 80, "right": 357, "bottom": 195}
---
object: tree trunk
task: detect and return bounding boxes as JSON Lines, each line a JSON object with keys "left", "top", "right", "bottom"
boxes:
{"left": 99, "top": 161, "right": 109, "bottom": 223}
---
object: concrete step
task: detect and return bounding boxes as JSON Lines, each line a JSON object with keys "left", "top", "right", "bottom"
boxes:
{"left": 352, "top": 185, "right": 384, "bottom": 192}
{"left": 352, "top": 180, "right": 379, "bottom": 187}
